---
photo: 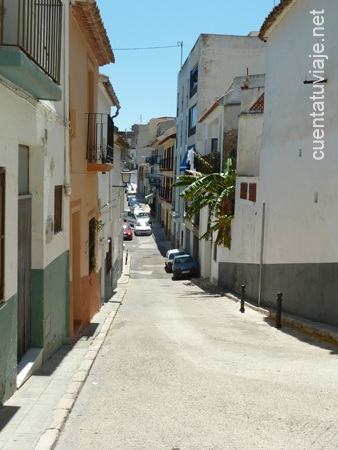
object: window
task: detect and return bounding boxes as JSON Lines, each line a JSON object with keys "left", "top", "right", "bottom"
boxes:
{"left": 54, "top": 185, "right": 63, "bottom": 233}
{"left": 190, "top": 66, "right": 198, "bottom": 98}
{"left": 249, "top": 183, "right": 257, "bottom": 202}
{"left": 19, "top": 146, "right": 29, "bottom": 195}
{"left": 211, "top": 138, "right": 218, "bottom": 153}
{"left": 240, "top": 182, "right": 257, "bottom": 202}
{"left": 188, "top": 104, "right": 197, "bottom": 136}
{"left": 0, "top": 169, "right": 5, "bottom": 301}
{"left": 240, "top": 182, "right": 248, "bottom": 199}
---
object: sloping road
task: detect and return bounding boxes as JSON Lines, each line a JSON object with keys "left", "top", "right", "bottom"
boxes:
{"left": 55, "top": 227, "right": 338, "bottom": 450}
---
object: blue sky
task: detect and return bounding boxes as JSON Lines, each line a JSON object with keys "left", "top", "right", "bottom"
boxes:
{"left": 96, "top": 0, "right": 277, "bottom": 132}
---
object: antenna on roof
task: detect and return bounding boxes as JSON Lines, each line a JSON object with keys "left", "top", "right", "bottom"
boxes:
{"left": 177, "top": 41, "right": 183, "bottom": 68}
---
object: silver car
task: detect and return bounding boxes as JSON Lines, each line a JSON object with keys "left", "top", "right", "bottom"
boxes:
{"left": 134, "top": 220, "right": 152, "bottom": 236}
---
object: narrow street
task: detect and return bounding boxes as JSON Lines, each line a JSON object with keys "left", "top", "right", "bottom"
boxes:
{"left": 55, "top": 221, "right": 338, "bottom": 450}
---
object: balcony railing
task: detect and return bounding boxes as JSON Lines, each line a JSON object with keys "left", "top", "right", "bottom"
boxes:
{"left": 0, "top": 0, "right": 62, "bottom": 84}
{"left": 147, "top": 155, "right": 160, "bottom": 166}
{"left": 160, "top": 156, "right": 173, "bottom": 171}
{"left": 87, "top": 113, "right": 114, "bottom": 165}
{"left": 147, "top": 173, "right": 161, "bottom": 187}
{"left": 195, "top": 151, "right": 221, "bottom": 174}
{"left": 159, "top": 186, "right": 172, "bottom": 202}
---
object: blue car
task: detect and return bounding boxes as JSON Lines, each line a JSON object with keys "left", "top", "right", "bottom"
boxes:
{"left": 172, "top": 254, "right": 199, "bottom": 280}
{"left": 128, "top": 197, "right": 139, "bottom": 207}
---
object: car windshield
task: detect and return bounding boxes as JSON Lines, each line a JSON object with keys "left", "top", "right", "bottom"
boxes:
{"left": 136, "top": 212, "right": 148, "bottom": 219}
{"left": 169, "top": 251, "right": 186, "bottom": 260}
{"left": 175, "top": 255, "right": 192, "bottom": 264}
{"left": 136, "top": 221, "right": 149, "bottom": 226}
{"left": 123, "top": 224, "right": 131, "bottom": 230}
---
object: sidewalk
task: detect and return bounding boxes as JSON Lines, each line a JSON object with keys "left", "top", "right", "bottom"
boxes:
{"left": 192, "top": 277, "right": 338, "bottom": 345}
{"left": 0, "top": 256, "right": 131, "bottom": 450}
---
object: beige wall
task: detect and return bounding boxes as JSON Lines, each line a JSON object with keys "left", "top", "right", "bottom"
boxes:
{"left": 69, "top": 12, "right": 101, "bottom": 337}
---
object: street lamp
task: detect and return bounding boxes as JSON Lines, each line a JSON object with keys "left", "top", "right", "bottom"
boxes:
{"left": 112, "top": 170, "right": 132, "bottom": 188}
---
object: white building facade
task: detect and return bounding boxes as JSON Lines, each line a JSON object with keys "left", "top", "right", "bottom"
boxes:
{"left": 174, "top": 33, "right": 266, "bottom": 274}
{"left": 97, "top": 74, "right": 124, "bottom": 302}
{"left": 216, "top": 0, "right": 338, "bottom": 327}
{"left": 199, "top": 75, "right": 265, "bottom": 289}
{"left": 255, "top": 0, "right": 338, "bottom": 325}
{"left": 0, "top": 0, "right": 70, "bottom": 402}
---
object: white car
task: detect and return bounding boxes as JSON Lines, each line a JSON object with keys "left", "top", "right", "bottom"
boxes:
{"left": 128, "top": 210, "right": 152, "bottom": 226}
{"left": 134, "top": 220, "right": 152, "bottom": 236}
{"left": 164, "top": 249, "right": 188, "bottom": 272}
{"left": 131, "top": 205, "right": 144, "bottom": 214}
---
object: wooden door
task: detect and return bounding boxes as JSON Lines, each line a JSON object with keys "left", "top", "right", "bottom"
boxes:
{"left": 17, "top": 196, "right": 32, "bottom": 361}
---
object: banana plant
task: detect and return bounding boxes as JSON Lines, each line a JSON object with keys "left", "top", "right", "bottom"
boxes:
{"left": 172, "top": 157, "right": 236, "bottom": 248}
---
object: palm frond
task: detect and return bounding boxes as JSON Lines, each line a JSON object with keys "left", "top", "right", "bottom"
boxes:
{"left": 172, "top": 156, "right": 236, "bottom": 248}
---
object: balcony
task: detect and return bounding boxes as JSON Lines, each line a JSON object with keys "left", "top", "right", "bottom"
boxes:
{"left": 160, "top": 156, "right": 173, "bottom": 171}
{"left": 159, "top": 186, "right": 172, "bottom": 202}
{"left": 87, "top": 113, "right": 114, "bottom": 172}
{"left": 147, "top": 173, "right": 161, "bottom": 187}
{"left": 195, "top": 151, "right": 221, "bottom": 174}
{"left": 0, "top": 0, "right": 62, "bottom": 100}
{"left": 147, "top": 155, "right": 160, "bottom": 166}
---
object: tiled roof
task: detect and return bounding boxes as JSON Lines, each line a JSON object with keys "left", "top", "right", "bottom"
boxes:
{"left": 249, "top": 93, "right": 265, "bottom": 112}
{"left": 72, "top": 1, "right": 115, "bottom": 66}
{"left": 158, "top": 130, "right": 176, "bottom": 145}
{"left": 259, "top": 0, "right": 296, "bottom": 41}
{"left": 99, "top": 74, "right": 120, "bottom": 108}
{"left": 115, "top": 134, "right": 129, "bottom": 149}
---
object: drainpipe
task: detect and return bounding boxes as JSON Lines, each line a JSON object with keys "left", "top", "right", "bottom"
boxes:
{"left": 258, "top": 202, "right": 265, "bottom": 306}
{"left": 63, "top": 3, "right": 71, "bottom": 197}
{"left": 111, "top": 105, "right": 120, "bottom": 120}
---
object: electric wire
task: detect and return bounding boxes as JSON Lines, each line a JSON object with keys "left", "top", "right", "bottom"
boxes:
{"left": 114, "top": 42, "right": 183, "bottom": 51}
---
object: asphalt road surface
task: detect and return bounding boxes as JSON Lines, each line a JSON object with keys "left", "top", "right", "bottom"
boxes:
{"left": 55, "top": 223, "right": 338, "bottom": 450}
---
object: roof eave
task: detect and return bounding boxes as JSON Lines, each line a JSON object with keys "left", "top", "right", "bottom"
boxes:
{"left": 72, "top": 1, "right": 115, "bottom": 66}
{"left": 259, "top": 0, "right": 297, "bottom": 41}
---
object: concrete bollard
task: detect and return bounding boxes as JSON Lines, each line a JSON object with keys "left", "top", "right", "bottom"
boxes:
{"left": 240, "top": 284, "right": 245, "bottom": 313}
{"left": 276, "top": 292, "right": 283, "bottom": 328}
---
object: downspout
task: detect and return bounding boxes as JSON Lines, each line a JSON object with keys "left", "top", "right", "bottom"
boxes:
{"left": 258, "top": 202, "right": 265, "bottom": 306}
{"left": 111, "top": 105, "right": 120, "bottom": 120}
{"left": 63, "top": 2, "right": 71, "bottom": 197}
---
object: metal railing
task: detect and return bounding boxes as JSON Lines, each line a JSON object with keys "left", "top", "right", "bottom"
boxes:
{"left": 87, "top": 113, "right": 114, "bottom": 164}
{"left": 195, "top": 151, "right": 221, "bottom": 174}
{"left": 160, "top": 156, "right": 173, "bottom": 171}
{"left": 0, "top": 0, "right": 62, "bottom": 84}
{"left": 159, "top": 186, "right": 172, "bottom": 202}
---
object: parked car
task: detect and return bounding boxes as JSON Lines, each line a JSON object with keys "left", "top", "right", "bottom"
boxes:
{"left": 134, "top": 220, "right": 152, "bottom": 236}
{"left": 172, "top": 254, "right": 199, "bottom": 280}
{"left": 127, "top": 210, "right": 152, "bottom": 227}
{"left": 130, "top": 204, "right": 143, "bottom": 214}
{"left": 128, "top": 196, "right": 139, "bottom": 207}
{"left": 124, "top": 182, "right": 133, "bottom": 193}
{"left": 164, "top": 249, "right": 188, "bottom": 272}
{"left": 135, "top": 210, "right": 152, "bottom": 224}
{"left": 123, "top": 222, "right": 133, "bottom": 240}
{"left": 126, "top": 185, "right": 137, "bottom": 197}
{"left": 124, "top": 208, "right": 132, "bottom": 222}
